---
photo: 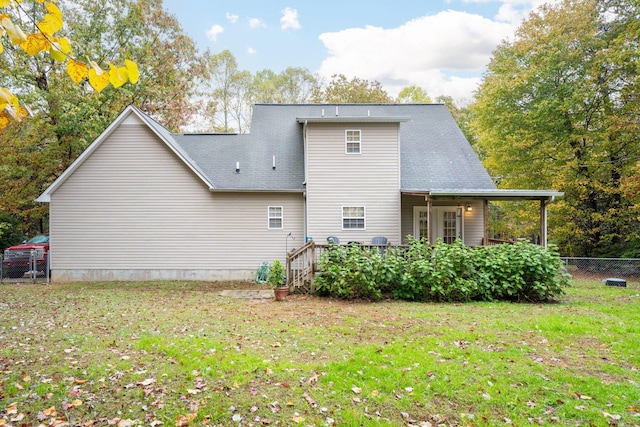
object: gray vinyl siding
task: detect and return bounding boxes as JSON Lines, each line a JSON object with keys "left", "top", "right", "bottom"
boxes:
{"left": 401, "top": 194, "right": 425, "bottom": 243}
{"left": 49, "top": 123, "right": 303, "bottom": 280}
{"left": 305, "top": 123, "right": 400, "bottom": 245}
{"left": 461, "top": 201, "right": 484, "bottom": 246}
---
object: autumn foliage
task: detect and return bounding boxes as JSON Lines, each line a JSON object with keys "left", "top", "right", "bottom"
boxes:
{"left": 0, "top": 0, "right": 138, "bottom": 129}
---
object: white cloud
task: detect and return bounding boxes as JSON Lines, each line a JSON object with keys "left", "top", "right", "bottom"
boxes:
{"left": 206, "top": 24, "right": 224, "bottom": 42}
{"left": 249, "top": 17, "right": 267, "bottom": 29}
{"left": 280, "top": 7, "right": 301, "bottom": 31}
{"left": 247, "top": 47, "right": 257, "bottom": 54}
{"left": 317, "top": 10, "right": 517, "bottom": 103}
{"left": 226, "top": 12, "right": 239, "bottom": 24}
{"left": 460, "top": 0, "right": 562, "bottom": 24}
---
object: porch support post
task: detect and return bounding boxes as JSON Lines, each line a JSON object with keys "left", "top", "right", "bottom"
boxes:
{"left": 425, "top": 194, "right": 433, "bottom": 243}
{"left": 540, "top": 199, "right": 548, "bottom": 247}
{"left": 483, "top": 200, "right": 489, "bottom": 246}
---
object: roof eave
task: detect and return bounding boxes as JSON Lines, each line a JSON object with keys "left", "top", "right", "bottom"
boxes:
{"left": 36, "top": 106, "right": 216, "bottom": 203}
{"left": 427, "top": 189, "right": 564, "bottom": 201}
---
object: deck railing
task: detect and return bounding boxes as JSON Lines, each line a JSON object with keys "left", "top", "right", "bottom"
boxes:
{"left": 286, "top": 239, "right": 522, "bottom": 293}
{"left": 286, "top": 241, "right": 392, "bottom": 293}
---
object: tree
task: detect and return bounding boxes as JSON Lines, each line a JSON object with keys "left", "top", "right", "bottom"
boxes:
{"left": 0, "top": 0, "right": 139, "bottom": 129}
{"left": 397, "top": 85, "right": 432, "bottom": 104}
{"left": 472, "top": 0, "right": 640, "bottom": 256}
{"left": 203, "top": 50, "right": 242, "bottom": 133}
{"left": 0, "top": 0, "right": 205, "bottom": 235}
{"left": 200, "top": 51, "right": 319, "bottom": 133}
{"left": 310, "top": 74, "right": 393, "bottom": 103}
{"left": 252, "top": 67, "right": 318, "bottom": 104}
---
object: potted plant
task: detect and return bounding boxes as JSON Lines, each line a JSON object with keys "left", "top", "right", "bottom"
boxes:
{"left": 268, "top": 259, "right": 288, "bottom": 301}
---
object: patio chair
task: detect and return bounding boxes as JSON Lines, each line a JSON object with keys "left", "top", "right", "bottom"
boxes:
{"left": 371, "top": 236, "right": 388, "bottom": 245}
{"left": 327, "top": 236, "right": 340, "bottom": 244}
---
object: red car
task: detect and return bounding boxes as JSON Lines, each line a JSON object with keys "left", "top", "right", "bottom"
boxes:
{"left": 2, "top": 234, "right": 50, "bottom": 278}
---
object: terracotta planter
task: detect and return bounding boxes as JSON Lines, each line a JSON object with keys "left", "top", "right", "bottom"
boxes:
{"left": 274, "top": 286, "right": 289, "bottom": 301}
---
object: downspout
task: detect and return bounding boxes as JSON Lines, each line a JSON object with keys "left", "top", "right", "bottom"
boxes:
{"left": 303, "top": 120, "right": 308, "bottom": 241}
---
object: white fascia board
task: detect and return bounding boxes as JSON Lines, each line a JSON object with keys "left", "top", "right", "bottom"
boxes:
{"left": 427, "top": 189, "right": 564, "bottom": 200}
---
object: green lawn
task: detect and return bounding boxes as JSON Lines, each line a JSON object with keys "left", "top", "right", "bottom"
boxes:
{"left": 0, "top": 280, "right": 638, "bottom": 426}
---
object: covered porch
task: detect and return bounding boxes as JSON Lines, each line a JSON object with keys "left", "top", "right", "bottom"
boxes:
{"left": 401, "top": 189, "right": 563, "bottom": 248}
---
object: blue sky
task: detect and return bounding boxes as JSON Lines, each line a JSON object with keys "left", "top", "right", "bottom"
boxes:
{"left": 162, "top": 0, "right": 554, "bottom": 104}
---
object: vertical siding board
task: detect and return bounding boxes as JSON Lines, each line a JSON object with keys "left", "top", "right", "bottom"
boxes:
{"left": 50, "top": 124, "right": 303, "bottom": 276}
{"left": 305, "top": 122, "right": 400, "bottom": 244}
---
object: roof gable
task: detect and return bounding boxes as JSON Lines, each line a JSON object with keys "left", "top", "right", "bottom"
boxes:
{"left": 39, "top": 103, "right": 498, "bottom": 202}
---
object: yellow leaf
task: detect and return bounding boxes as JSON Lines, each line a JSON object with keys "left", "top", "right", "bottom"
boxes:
{"left": 125, "top": 59, "right": 139, "bottom": 84}
{"left": 50, "top": 43, "right": 66, "bottom": 61}
{"left": 58, "top": 37, "right": 71, "bottom": 53}
{"left": 70, "top": 399, "right": 82, "bottom": 407}
{"left": 43, "top": 407, "right": 57, "bottom": 417}
{"left": 46, "top": 1, "right": 63, "bottom": 19}
{"left": 66, "top": 59, "right": 88, "bottom": 84}
{"left": 0, "top": 42, "right": 3, "bottom": 54}
{"left": 88, "top": 68, "right": 110, "bottom": 92}
{"left": 109, "top": 63, "right": 128, "bottom": 88}
{"left": 1, "top": 16, "right": 27, "bottom": 44}
{"left": 38, "top": 2, "right": 63, "bottom": 35}
{"left": 0, "top": 112, "right": 10, "bottom": 130}
{"left": 20, "top": 33, "right": 49, "bottom": 55}
{"left": 0, "top": 0, "right": 11, "bottom": 8}
{"left": 0, "top": 87, "right": 18, "bottom": 110}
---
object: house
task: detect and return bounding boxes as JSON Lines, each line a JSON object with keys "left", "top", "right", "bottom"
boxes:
{"left": 37, "top": 104, "right": 562, "bottom": 282}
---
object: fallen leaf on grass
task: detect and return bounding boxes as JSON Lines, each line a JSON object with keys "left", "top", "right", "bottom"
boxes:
{"left": 352, "top": 386, "right": 362, "bottom": 394}
{"left": 302, "top": 392, "right": 317, "bottom": 408}
{"left": 603, "top": 412, "right": 621, "bottom": 420}
{"left": 175, "top": 413, "right": 196, "bottom": 426}
{"left": 138, "top": 378, "right": 156, "bottom": 386}
{"left": 43, "top": 406, "right": 57, "bottom": 416}
{"left": 10, "top": 413, "right": 25, "bottom": 422}
{"left": 575, "top": 393, "right": 593, "bottom": 400}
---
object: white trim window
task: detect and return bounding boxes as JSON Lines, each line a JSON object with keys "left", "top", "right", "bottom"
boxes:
{"left": 345, "top": 129, "right": 361, "bottom": 154}
{"left": 268, "top": 206, "right": 283, "bottom": 229}
{"left": 342, "top": 206, "right": 365, "bottom": 230}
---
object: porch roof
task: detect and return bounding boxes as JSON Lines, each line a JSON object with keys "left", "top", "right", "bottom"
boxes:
{"left": 405, "top": 189, "right": 564, "bottom": 201}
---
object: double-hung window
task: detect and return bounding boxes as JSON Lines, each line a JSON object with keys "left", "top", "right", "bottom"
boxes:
{"left": 345, "top": 130, "right": 361, "bottom": 154}
{"left": 342, "top": 206, "right": 365, "bottom": 230}
{"left": 268, "top": 206, "right": 283, "bottom": 229}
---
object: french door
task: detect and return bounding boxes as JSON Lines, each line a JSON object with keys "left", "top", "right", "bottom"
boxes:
{"left": 413, "top": 206, "right": 462, "bottom": 243}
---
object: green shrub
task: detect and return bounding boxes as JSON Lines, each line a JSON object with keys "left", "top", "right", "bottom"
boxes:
{"left": 314, "top": 244, "right": 385, "bottom": 301}
{"left": 315, "top": 238, "right": 568, "bottom": 303}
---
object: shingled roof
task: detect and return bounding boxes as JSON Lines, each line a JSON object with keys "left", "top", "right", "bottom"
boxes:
{"left": 172, "top": 103, "right": 496, "bottom": 192}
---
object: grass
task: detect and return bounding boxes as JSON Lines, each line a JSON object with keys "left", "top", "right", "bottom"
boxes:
{"left": 0, "top": 280, "right": 639, "bottom": 426}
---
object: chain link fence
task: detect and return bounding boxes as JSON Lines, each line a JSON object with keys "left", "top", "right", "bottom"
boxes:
{"left": 562, "top": 257, "right": 640, "bottom": 284}
{"left": 0, "top": 251, "right": 50, "bottom": 283}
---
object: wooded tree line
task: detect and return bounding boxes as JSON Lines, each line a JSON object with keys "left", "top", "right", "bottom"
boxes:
{"left": 1, "top": 0, "right": 637, "bottom": 257}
